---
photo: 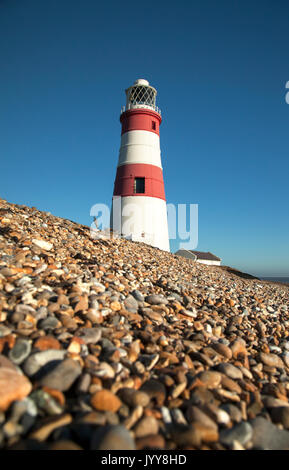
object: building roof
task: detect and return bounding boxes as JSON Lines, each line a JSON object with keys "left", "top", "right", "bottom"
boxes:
{"left": 189, "top": 251, "right": 221, "bottom": 261}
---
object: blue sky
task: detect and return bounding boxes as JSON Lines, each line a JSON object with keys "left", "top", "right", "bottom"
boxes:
{"left": 0, "top": 0, "right": 288, "bottom": 277}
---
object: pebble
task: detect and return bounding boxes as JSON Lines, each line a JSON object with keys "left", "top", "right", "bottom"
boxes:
{"left": 142, "top": 309, "right": 163, "bottom": 324}
{"left": 131, "top": 290, "right": 144, "bottom": 302}
{"left": 145, "top": 294, "right": 168, "bottom": 305}
{"left": 171, "top": 408, "right": 187, "bottom": 425}
{"left": 30, "top": 389, "right": 63, "bottom": 415}
{"left": 0, "top": 326, "right": 12, "bottom": 337}
{"left": 0, "top": 368, "right": 32, "bottom": 411}
{"left": 220, "top": 404, "right": 242, "bottom": 423}
{"left": 39, "top": 358, "right": 82, "bottom": 391}
{"left": 34, "top": 336, "right": 61, "bottom": 351}
{"left": 77, "top": 373, "right": 91, "bottom": 393}
{"left": 75, "top": 328, "right": 101, "bottom": 344}
{"left": 38, "top": 317, "right": 60, "bottom": 331}
{"left": 32, "top": 239, "right": 53, "bottom": 251}
{"left": 262, "top": 396, "right": 289, "bottom": 408}
{"left": 9, "top": 397, "right": 37, "bottom": 429}
{"left": 186, "top": 406, "right": 218, "bottom": 430}
{"left": 270, "top": 407, "right": 289, "bottom": 429}
{"left": 118, "top": 388, "right": 150, "bottom": 408}
{"left": 8, "top": 339, "right": 31, "bottom": 365}
{"left": 198, "top": 371, "right": 222, "bottom": 389}
{"left": 161, "top": 406, "right": 172, "bottom": 424}
{"left": 250, "top": 417, "right": 289, "bottom": 450}
{"left": 0, "top": 354, "right": 18, "bottom": 371}
{"left": 139, "top": 354, "right": 159, "bottom": 370}
{"left": 171, "top": 425, "right": 202, "bottom": 448}
{"left": 124, "top": 295, "right": 139, "bottom": 313}
{"left": 217, "top": 363, "right": 243, "bottom": 380}
{"left": 29, "top": 414, "right": 72, "bottom": 441}
{"left": 124, "top": 405, "right": 143, "bottom": 429}
{"left": 191, "top": 423, "right": 219, "bottom": 443}
{"left": 23, "top": 349, "right": 66, "bottom": 377}
{"left": 220, "top": 421, "right": 253, "bottom": 448}
{"left": 136, "top": 434, "right": 165, "bottom": 449}
{"left": 49, "top": 440, "right": 83, "bottom": 450}
{"left": 259, "top": 352, "right": 284, "bottom": 368}
{"left": 92, "top": 362, "right": 115, "bottom": 379}
{"left": 134, "top": 416, "right": 159, "bottom": 438}
{"left": 171, "top": 381, "right": 187, "bottom": 399}
{"left": 140, "top": 379, "right": 166, "bottom": 406}
{"left": 91, "top": 390, "right": 122, "bottom": 413}
{"left": 91, "top": 425, "right": 136, "bottom": 450}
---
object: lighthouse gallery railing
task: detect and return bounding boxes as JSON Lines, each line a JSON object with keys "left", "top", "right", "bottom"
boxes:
{"left": 120, "top": 103, "right": 162, "bottom": 115}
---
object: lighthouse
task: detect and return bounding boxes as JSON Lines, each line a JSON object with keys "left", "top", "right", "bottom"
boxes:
{"left": 111, "top": 79, "right": 170, "bottom": 252}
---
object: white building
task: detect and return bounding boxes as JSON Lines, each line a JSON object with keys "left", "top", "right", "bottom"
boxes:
{"left": 175, "top": 249, "right": 222, "bottom": 266}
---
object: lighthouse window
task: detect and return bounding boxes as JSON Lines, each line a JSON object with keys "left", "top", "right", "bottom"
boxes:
{"left": 152, "top": 121, "right": 156, "bottom": 130}
{"left": 129, "top": 86, "right": 155, "bottom": 107}
{"left": 134, "top": 177, "right": 145, "bottom": 194}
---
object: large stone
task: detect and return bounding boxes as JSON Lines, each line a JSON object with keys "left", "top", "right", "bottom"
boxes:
{"left": 23, "top": 349, "right": 66, "bottom": 377}
{"left": 140, "top": 379, "right": 166, "bottom": 406}
{"left": 91, "top": 390, "right": 122, "bottom": 413}
{"left": 118, "top": 388, "right": 150, "bottom": 408}
{"left": 211, "top": 343, "right": 232, "bottom": 359}
{"left": 145, "top": 294, "right": 168, "bottom": 305}
{"left": 134, "top": 416, "right": 159, "bottom": 438}
{"left": 39, "top": 358, "right": 82, "bottom": 391}
{"left": 75, "top": 328, "right": 101, "bottom": 344}
{"left": 8, "top": 339, "right": 31, "bottom": 365}
{"left": 250, "top": 417, "right": 289, "bottom": 450}
{"left": 270, "top": 407, "right": 289, "bottom": 429}
{"left": 131, "top": 290, "right": 144, "bottom": 302}
{"left": 220, "top": 421, "right": 253, "bottom": 447}
{"left": 32, "top": 239, "right": 53, "bottom": 251}
{"left": 34, "top": 336, "right": 61, "bottom": 351}
{"left": 49, "top": 440, "right": 83, "bottom": 450}
{"left": 186, "top": 405, "right": 218, "bottom": 430}
{"left": 217, "top": 363, "right": 243, "bottom": 380}
{"left": 91, "top": 425, "right": 135, "bottom": 450}
{"left": 29, "top": 414, "right": 72, "bottom": 441}
{"left": 124, "top": 295, "right": 139, "bottom": 313}
{"left": 259, "top": 352, "right": 284, "bottom": 368}
{"left": 198, "top": 371, "right": 222, "bottom": 389}
{"left": 0, "top": 354, "right": 18, "bottom": 371}
{"left": 170, "top": 424, "right": 202, "bottom": 448}
{"left": 0, "top": 368, "right": 32, "bottom": 411}
{"left": 136, "top": 434, "right": 165, "bottom": 450}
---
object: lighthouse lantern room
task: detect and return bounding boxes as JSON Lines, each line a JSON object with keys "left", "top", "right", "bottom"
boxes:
{"left": 112, "top": 79, "right": 170, "bottom": 252}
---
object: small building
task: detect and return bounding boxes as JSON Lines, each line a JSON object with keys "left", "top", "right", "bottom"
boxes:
{"left": 175, "top": 249, "right": 221, "bottom": 266}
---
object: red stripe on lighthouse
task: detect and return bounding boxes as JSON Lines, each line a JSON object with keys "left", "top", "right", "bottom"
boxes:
{"left": 113, "top": 163, "right": 166, "bottom": 200}
{"left": 120, "top": 109, "right": 162, "bottom": 136}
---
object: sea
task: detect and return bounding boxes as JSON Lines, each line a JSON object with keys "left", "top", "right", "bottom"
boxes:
{"left": 260, "top": 277, "right": 289, "bottom": 285}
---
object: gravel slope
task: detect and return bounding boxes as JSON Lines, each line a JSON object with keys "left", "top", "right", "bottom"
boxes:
{"left": 0, "top": 198, "right": 289, "bottom": 450}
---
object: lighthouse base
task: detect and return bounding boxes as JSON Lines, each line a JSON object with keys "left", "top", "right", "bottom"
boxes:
{"left": 111, "top": 196, "right": 170, "bottom": 252}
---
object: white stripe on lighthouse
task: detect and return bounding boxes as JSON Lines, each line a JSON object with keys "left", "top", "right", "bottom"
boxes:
{"left": 120, "top": 195, "right": 170, "bottom": 252}
{"left": 117, "top": 130, "right": 162, "bottom": 168}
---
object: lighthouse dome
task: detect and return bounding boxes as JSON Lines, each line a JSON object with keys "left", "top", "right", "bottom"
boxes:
{"left": 134, "top": 79, "right": 149, "bottom": 86}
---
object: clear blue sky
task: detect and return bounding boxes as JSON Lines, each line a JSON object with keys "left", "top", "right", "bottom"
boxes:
{"left": 1, "top": 0, "right": 288, "bottom": 277}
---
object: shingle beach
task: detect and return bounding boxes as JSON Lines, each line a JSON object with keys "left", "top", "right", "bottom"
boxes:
{"left": 0, "top": 198, "right": 288, "bottom": 450}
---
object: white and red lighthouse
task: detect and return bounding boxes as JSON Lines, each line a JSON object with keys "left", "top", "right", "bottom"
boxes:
{"left": 111, "top": 79, "right": 170, "bottom": 252}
